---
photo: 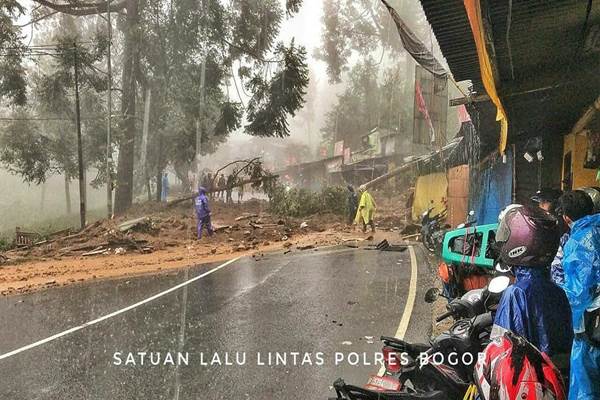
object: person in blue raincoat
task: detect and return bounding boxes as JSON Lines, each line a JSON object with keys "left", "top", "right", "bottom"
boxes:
{"left": 161, "top": 172, "right": 169, "bottom": 202}
{"left": 551, "top": 190, "right": 595, "bottom": 286}
{"left": 194, "top": 186, "right": 213, "bottom": 239}
{"left": 491, "top": 205, "right": 573, "bottom": 361}
{"left": 561, "top": 192, "right": 600, "bottom": 400}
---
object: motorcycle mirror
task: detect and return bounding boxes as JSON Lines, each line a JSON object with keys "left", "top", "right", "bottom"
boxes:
{"left": 488, "top": 276, "right": 510, "bottom": 294}
{"left": 495, "top": 262, "right": 512, "bottom": 274}
{"left": 424, "top": 287, "right": 440, "bottom": 303}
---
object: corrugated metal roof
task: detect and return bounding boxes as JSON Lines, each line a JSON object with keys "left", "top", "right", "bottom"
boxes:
{"left": 419, "top": 0, "right": 600, "bottom": 144}
{"left": 419, "top": 0, "right": 480, "bottom": 83}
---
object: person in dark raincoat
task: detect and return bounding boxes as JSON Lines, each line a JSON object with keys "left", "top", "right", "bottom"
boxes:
{"left": 346, "top": 185, "right": 358, "bottom": 225}
{"left": 560, "top": 192, "right": 600, "bottom": 400}
{"left": 491, "top": 205, "right": 572, "bottom": 362}
{"left": 226, "top": 173, "right": 235, "bottom": 204}
{"left": 194, "top": 186, "right": 213, "bottom": 239}
{"left": 551, "top": 190, "right": 593, "bottom": 286}
{"left": 217, "top": 174, "right": 226, "bottom": 200}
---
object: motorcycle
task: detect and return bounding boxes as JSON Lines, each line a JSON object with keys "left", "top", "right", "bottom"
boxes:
{"left": 420, "top": 207, "right": 450, "bottom": 253}
{"left": 330, "top": 276, "right": 510, "bottom": 400}
{"left": 438, "top": 218, "right": 499, "bottom": 298}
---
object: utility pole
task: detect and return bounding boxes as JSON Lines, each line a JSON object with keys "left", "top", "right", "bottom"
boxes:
{"left": 195, "top": 61, "right": 206, "bottom": 178}
{"left": 74, "top": 43, "right": 86, "bottom": 230}
{"left": 106, "top": 0, "right": 113, "bottom": 218}
{"left": 141, "top": 88, "right": 152, "bottom": 200}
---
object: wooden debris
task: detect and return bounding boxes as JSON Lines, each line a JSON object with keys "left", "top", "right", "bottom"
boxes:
{"left": 15, "top": 227, "right": 38, "bottom": 247}
{"left": 118, "top": 217, "right": 150, "bottom": 232}
{"left": 213, "top": 225, "right": 232, "bottom": 233}
{"left": 82, "top": 247, "right": 108, "bottom": 256}
{"left": 400, "top": 233, "right": 420, "bottom": 240}
{"left": 235, "top": 214, "right": 259, "bottom": 221}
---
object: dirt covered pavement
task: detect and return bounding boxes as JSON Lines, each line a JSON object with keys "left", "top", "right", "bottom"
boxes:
{"left": 0, "top": 195, "right": 413, "bottom": 296}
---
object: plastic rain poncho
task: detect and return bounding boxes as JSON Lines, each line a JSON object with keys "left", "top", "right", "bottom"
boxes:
{"left": 491, "top": 267, "right": 573, "bottom": 357}
{"left": 562, "top": 213, "right": 600, "bottom": 400}
{"left": 194, "top": 187, "right": 210, "bottom": 219}
{"left": 355, "top": 190, "right": 376, "bottom": 224}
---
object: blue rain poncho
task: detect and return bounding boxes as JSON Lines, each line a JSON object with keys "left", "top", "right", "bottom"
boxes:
{"left": 562, "top": 213, "right": 600, "bottom": 400}
{"left": 491, "top": 267, "right": 573, "bottom": 357}
{"left": 194, "top": 187, "right": 211, "bottom": 219}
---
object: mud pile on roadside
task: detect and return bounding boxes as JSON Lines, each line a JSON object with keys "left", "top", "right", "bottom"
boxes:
{"left": 0, "top": 198, "right": 335, "bottom": 264}
{"left": 0, "top": 190, "right": 415, "bottom": 296}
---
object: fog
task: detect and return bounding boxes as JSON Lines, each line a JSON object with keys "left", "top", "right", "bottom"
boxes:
{"left": 0, "top": 0, "right": 459, "bottom": 237}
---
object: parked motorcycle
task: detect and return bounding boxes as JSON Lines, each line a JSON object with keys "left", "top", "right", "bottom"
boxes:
{"left": 420, "top": 207, "right": 450, "bottom": 253}
{"left": 438, "top": 218, "right": 499, "bottom": 298}
{"left": 329, "top": 276, "right": 510, "bottom": 400}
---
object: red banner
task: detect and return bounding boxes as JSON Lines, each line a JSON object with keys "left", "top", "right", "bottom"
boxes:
{"left": 415, "top": 82, "right": 436, "bottom": 143}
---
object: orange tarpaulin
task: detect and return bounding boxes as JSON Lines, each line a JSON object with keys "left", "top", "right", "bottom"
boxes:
{"left": 463, "top": 0, "right": 508, "bottom": 154}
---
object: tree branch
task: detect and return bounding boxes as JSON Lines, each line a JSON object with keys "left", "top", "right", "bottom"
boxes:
{"left": 18, "top": 10, "right": 58, "bottom": 27}
{"left": 211, "top": 157, "right": 261, "bottom": 188}
{"left": 32, "top": 0, "right": 127, "bottom": 16}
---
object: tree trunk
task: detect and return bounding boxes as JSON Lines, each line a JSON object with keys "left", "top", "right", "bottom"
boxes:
{"left": 114, "top": 0, "right": 140, "bottom": 214}
{"left": 156, "top": 169, "right": 162, "bottom": 202}
{"left": 155, "top": 133, "right": 164, "bottom": 202}
{"left": 64, "top": 175, "right": 72, "bottom": 214}
{"left": 146, "top": 179, "right": 152, "bottom": 201}
{"left": 40, "top": 182, "right": 46, "bottom": 213}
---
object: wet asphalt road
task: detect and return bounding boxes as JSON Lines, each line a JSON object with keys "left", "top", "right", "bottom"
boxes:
{"left": 0, "top": 245, "right": 433, "bottom": 399}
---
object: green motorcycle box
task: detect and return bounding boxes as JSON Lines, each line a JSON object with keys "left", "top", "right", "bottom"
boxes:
{"left": 441, "top": 223, "right": 498, "bottom": 269}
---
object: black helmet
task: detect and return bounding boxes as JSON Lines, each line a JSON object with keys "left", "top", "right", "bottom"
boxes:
{"left": 577, "top": 187, "right": 600, "bottom": 213}
{"left": 530, "top": 188, "right": 562, "bottom": 215}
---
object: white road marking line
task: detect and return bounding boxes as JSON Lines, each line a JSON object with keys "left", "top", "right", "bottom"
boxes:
{"left": 377, "top": 245, "right": 418, "bottom": 376}
{"left": 0, "top": 257, "right": 241, "bottom": 361}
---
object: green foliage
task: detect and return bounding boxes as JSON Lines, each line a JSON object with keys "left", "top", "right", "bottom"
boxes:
{"left": 230, "top": 0, "right": 283, "bottom": 59}
{"left": 316, "top": 0, "right": 427, "bottom": 83}
{"left": 286, "top": 0, "right": 303, "bottom": 17}
{"left": 321, "top": 60, "right": 410, "bottom": 148}
{"left": 316, "top": 0, "right": 350, "bottom": 84}
{"left": 0, "top": 0, "right": 26, "bottom": 105}
{"left": 245, "top": 42, "right": 309, "bottom": 137}
{"left": 1, "top": 0, "right": 311, "bottom": 210}
{"left": 214, "top": 102, "right": 243, "bottom": 136}
{"left": 0, "top": 116, "right": 53, "bottom": 184}
{"left": 0, "top": 234, "right": 12, "bottom": 251}
{"left": 266, "top": 183, "right": 347, "bottom": 217}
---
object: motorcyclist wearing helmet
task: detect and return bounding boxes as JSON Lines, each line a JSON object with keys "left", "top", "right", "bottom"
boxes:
{"left": 560, "top": 190, "right": 600, "bottom": 400}
{"left": 531, "top": 188, "right": 563, "bottom": 216}
{"left": 491, "top": 205, "right": 573, "bottom": 360}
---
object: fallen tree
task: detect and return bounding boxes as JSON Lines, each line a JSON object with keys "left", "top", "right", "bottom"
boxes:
{"left": 362, "top": 137, "right": 463, "bottom": 190}
{"left": 166, "top": 175, "right": 278, "bottom": 207}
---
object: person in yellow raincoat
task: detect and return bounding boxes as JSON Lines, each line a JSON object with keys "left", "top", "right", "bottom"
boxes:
{"left": 355, "top": 185, "right": 376, "bottom": 233}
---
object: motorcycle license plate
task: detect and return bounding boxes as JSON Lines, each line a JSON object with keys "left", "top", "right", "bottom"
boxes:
{"left": 364, "top": 375, "right": 401, "bottom": 392}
